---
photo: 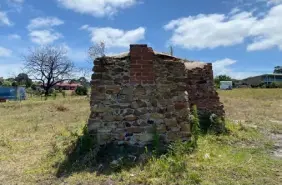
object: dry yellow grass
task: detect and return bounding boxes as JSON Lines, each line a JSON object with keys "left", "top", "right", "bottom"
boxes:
{"left": 0, "top": 97, "right": 90, "bottom": 184}
{"left": 0, "top": 89, "right": 281, "bottom": 185}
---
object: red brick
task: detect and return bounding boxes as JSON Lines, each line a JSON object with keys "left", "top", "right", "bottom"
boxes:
{"left": 142, "top": 72, "right": 150, "bottom": 76}
{"left": 174, "top": 102, "right": 187, "bottom": 110}
{"left": 130, "top": 60, "right": 138, "bottom": 64}
{"left": 140, "top": 60, "right": 153, "bottom": 65}
{"left": 133, "top": 60, "right": 143, "bottom": 64}
{"left": 131, "top": 64, "right": 142, "bottom": 68}
{"left": 131, "top": 56, "right": 143, "bottom": 60}
{"left": 131, "top": 68, "right": 142, "bottom": 73}
{"left": 140, "top": 69, "right": 153, "bottom": 73}
{"left": 142, "top": 64, "right": 153, "bottom": 69}
{"left": 142, "top": 55, "right": 154, "bottom": 60}
{"left": 130, "top": 50, "right": 143, "bottom": 55}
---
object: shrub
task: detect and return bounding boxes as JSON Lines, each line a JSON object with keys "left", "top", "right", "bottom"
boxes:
{"left": 55, "top": 105, "right": 69, "bottom": 112}
{"left": 198, "top": 112, "right": 226, "bottom": 134}
{"left": 61, "top": 91, "right": 66, "bottom": 98}
{"left": 209, "top": 114, "right": 226, "bottom": 134}
{"left": 152, "top": 124, "right": 161, "bottom": 155}
{"left": 11, "top": 81, "right": 18, "bottom": 87}
{"left": 268, "top": 82, "right": 282, "bottom": 88}
{"left": 191, "top": 105, "right": 200, "bottom": 147}
{"left": 31, "top": 84, "right": 37, "bottom": 90}
{"left": 52, "top": 92, "right": 57, "bottom": 100}
{"left": 75, "top": 86, "right": 88, "bottom": 96}
{"left": 49, "top": 88, "right": 55, "bottom": 94}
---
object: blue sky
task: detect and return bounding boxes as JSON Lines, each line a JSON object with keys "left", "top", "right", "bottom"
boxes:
{"left": 1, "top": 0, "right": 282, "bottom": 79}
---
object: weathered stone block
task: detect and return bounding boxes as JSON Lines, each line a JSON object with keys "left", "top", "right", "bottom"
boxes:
{"left": 103, "top": 113, "right": 115, "bottom": 122}
{"left": 135, "top": 133, "right": 153, "bottom": 143}
{"left": 165, "top": 118, "right": 178, "bottom": 127}
{"left": 91, "top": 105, "right": 111, "bottom": 113}
{"left": 134, "top": 108, "right": 147, "bottom": 116}
{"left": 134, "top": 85, "right": 146, "bottom": 96}
{"left": 124, "top": 114, "right": 137, "bottom": 121}
{"left": 150, "top": 113, "right": 164, "bottom": 119}
{"left": 88, "top": 120, "right": 102, "bottom": 131}
{"left": 114, "top": 115, "right": 123, "bottom": 121}
{"left": 126, "top": 127, "right": 144, "bottom": 133}
{"left": 105, "top": 85, "right": 121, "bottom": 94}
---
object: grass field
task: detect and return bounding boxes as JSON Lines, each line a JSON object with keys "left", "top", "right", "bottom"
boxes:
{"left": 0, "top": 89, "right": 282, "bottom": 185}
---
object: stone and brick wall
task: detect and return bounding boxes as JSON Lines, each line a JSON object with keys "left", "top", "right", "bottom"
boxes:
{"left": 88, "top": 44, "right": 224, "bottom": 146}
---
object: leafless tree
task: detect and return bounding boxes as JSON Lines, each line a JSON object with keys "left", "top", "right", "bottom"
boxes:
{"left": 24, "top": 46, "right": 74, "bottom": 97}
{"left": 88, "top": 42, "right": 105, "bottom": 60}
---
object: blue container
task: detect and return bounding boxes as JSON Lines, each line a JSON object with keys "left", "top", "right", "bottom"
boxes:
{"left": 0, "top": 87, "right": 26, "bottom": 100}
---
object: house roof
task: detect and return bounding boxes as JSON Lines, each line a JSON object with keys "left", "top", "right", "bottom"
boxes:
{"left": 242, "top": 73, "right": 282, "bottom": 80}
{"left": 56, "top": 83, "right": 81, "bottom": 87}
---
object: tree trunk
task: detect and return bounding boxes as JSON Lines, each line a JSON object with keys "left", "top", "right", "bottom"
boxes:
{"left": 44, "top": 88, "right": 49, "bottom": 100}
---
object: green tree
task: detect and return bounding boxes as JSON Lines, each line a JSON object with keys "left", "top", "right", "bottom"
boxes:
{"left": 2, "top": 80, "right": 12, "bottom": 86}
{"left": 12, "top": 81, "right": 18, "bottom": 87}
{"left": 0, "top": 78, "right": 3, "bottom": 86}
{"left": 69, "top": 79, "right": 78, "bottom": 84}
{"left": 78, "top": 77, "right": 89, "bottom": 87}
{"left": 75, "top": 86, "right": 88, "bottom": 96}
{"left": 15, "top": 73, "right": 32, "bottom": 87}
{"left": 214, "top": 75, "right": 232, "bottom": 88}
{"left": 274, "top": 66, "right": 282, "bottom": 74}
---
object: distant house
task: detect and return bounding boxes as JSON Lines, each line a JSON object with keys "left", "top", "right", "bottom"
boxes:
{"left": 241, "top": 74, "right": 282, "bottom": 86}
{"left": 54, "top": 83, "right": 82, "bottom": 90}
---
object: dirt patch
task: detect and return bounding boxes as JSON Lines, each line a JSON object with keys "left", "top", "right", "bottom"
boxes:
{"left": 272, "top": 133, "right": 282, "bottom": 158}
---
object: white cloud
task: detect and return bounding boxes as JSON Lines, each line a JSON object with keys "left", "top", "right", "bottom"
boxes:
{"left": 213, "top": 58, "right": 237, "bottom": 75}
{"left": 0, "top": 63, "right": 23, "bottom": 78}
{"left": 61, "top": 43, "right": 88, "bottom": 62}
{"left": 82, "top": 26, "right": 145, "bottom": 48}
{"left": 27, "top": 17, "right": 64, "bottom": 45}
{"left": 0, "top": 47, "right": 12, "bottom": 57}
{"left": 57, "top": 0, "right": 138, "bottom": 17}
{"left": 164, "top": 12, "right": 256, "bottom": 49}
{"left": 8, "top": 34, "right": 21, "bottom": 39}
{"left": 266, "top": 0, "right": 282, "bottom": 5}
{"left": 80, "top": 24, "right": 90, "bottom": 30}
{"left": 0, "top": 11, "right": 12, "bottom": 26}
{"left": 230, "top": 7, "right": 241, "bottom": 15}
{"left": 165, "top": 4, "right": 282, "bottom": 51}
{"left": 212, "top": 58, "right": 261, "bottom": 79}
{"left": 27, "top": 17, "right": 64, "bottom": 30}
{"left": 29, "top": 30, "right": 62, "bottom": 45}
{"left": 247, "top": 5, "right": 282, "bottom": 51}
{"left": 8, "top": 0, "right": 24, "bottom": 3}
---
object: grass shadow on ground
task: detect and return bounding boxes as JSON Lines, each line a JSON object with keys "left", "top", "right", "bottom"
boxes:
{"left": 55, "top": 129, "right": 168, "bottom": 178}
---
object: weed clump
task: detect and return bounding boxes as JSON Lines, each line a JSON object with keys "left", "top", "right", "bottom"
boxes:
{"left": 209, "top": 113, "right": 226, "bottom": 134}
{"left": 55, "top": 105, "right": 69, "bottom": 112}
{"left": 198, "top": 111, "right": 226, "bottom": 134}
{"left": 191, "top": 105, "right": 200, "bottom": 147}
